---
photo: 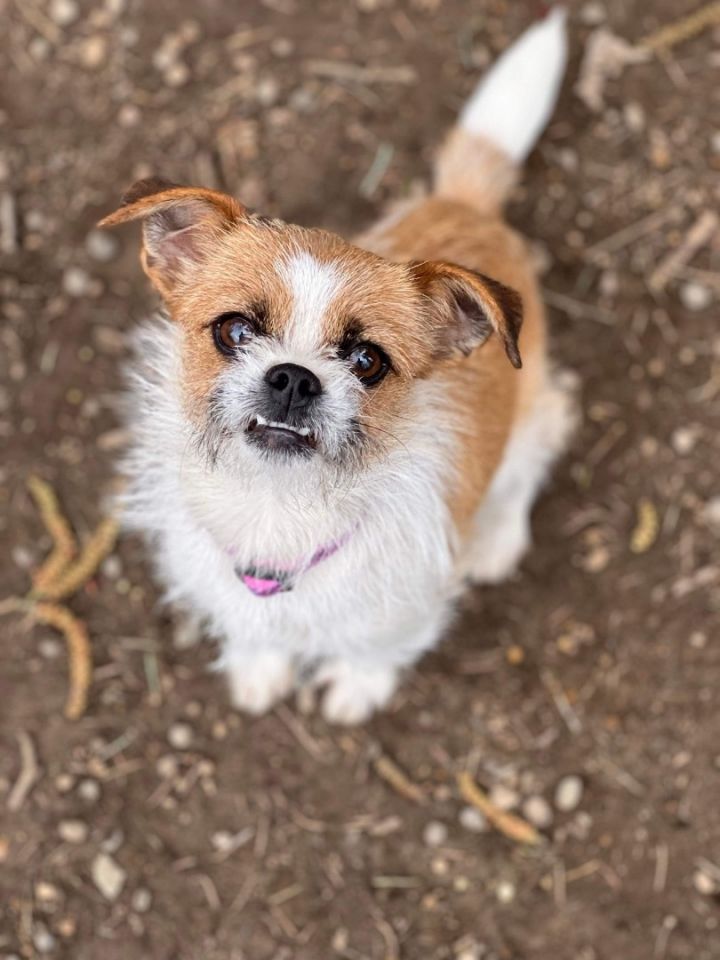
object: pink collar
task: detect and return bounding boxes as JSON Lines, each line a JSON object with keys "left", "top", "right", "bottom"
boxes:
{"left": 234, "top": 529, "right": 355, "bottom": 597}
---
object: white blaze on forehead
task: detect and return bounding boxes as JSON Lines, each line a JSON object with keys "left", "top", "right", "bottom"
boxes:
{"left": 278, "top": 252, "right": 346, "bottom": 352}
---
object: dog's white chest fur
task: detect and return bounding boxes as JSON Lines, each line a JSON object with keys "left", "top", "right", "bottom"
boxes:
{"left": 124, "top": 319, "right": 460, "bottom": 721}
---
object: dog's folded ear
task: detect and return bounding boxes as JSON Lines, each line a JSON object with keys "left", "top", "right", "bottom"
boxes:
{"left": 410, "top": 260, "right": 523, "bottom": 369}
{"left": 98, "top": 178, "right": 246, "bottom": 299}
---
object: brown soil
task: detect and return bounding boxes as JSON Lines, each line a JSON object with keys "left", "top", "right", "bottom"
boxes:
{"left": 1, "top": 1, "right": 719, "bottom": 958}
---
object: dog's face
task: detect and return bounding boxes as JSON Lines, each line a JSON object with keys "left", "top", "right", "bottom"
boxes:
{"left": 101, "top": 179, "right": 522, "bottom": 473}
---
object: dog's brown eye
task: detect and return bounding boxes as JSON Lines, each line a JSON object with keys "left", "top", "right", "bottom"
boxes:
{"left": 213, "top": 314, "right": 256, "bottom": 355}
{"left": 347, "top": 342, "right": 388, "bottom": 386}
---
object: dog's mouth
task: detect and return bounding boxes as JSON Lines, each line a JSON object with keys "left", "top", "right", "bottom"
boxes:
{"left": 246, "top": 414, "right": 317, "bottom": 455}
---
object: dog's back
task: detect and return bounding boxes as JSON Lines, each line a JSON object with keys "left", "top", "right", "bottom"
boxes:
{"left": 360, "top": 9, "right": 575, "bottom": 568}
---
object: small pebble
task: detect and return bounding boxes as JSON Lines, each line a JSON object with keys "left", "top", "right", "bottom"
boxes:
{"left": 165, "top": 61, "right": 190, "bottom": 87}
{"left": 496, "top": 880, "right": 516, "bottom": 904}
{"left": 49, "top": 0, "right": 80, "bottom": 26}
{"left": 693, "top": 868, "right": 718, "bottom": 896}
{"left": 456, "top": 943, "right": 484, "bottom": 960}
{"left": 423, "top": 820, "right": 449, "bottom": 847}
{"left": 38, "top": 638, "right": 62, "bottom": 659}
{"left": 702, "top": 496, "right": 720, "bottom": 531}
{"left": 623, "top": 102, "right": 645, "bottom": 133}
{"left": 555, "top": 775, "right": 584, "bottom": 812}
{"left": 102, "top": 829, "right": 124, "bottom": 854}
{"left": 579, "top": 1, "right": 606, "bottom": 25}
{"left": 79, "top": 35, "right": 108, "bottom": 70}
{"left": 78, "top": 778, "right": 101, "bottom": 803}
{"left": 86, "top": 229, "right": 119, "bottom": 262}
{"left": 488, "top": 784, "right": 519, "bottom": 811}
{"left": 118, "top": 103, "right": 141, "bottom": 127}
{"left": 101, "top": 555, "right": 122, "bottom": 579}
{"left": 131, "top": 887, "right": 152, "bottom": 913}
{"left": 34, "top": 881, "right": 62, "bottom": 902}
{"left": 55, "top": 773, "right": 75, "bottom": 793}
{"left": 32, "top": 923, "right": 56, "bottom": 954}
{"left": 91, "top": 852, "right": 126, "bottom": 901}
{"left": 157, "top": 754, "right": 179, "bottom": 778}
{"left": 211, "top": 830, "right": 236, "bottom": 853}
{"left": 599, "top": 270, "right": 619, "bottom": 298}
{"left": 522, "top": 795, "right": 553, "bottom": 829}
{"left": 459, "top": 806, "right": 487, "bottom": 833}
{"left": 671, "top": 426, "right": 699, "bottom": 456}
{"left": 680, "top": 281, "right": 712, "bottom": 312}
{"left": 62, "top": 266, "right": 93, "bottom": 297}
{"left": 58, "top": 819, "right": 88, "bottom": 844}
{"left": 168, "top": 722, "right": 193, "bottom": 750}
{"left": 255, "top": 77, "right": 280, "bottom": 106}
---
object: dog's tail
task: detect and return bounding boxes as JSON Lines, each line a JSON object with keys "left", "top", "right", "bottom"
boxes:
{"left": 435, "top": 7, "right": 568, "bottom": 215}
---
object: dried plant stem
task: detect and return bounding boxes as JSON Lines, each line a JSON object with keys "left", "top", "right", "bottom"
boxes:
{"left": 32, "top": 602, "right": 92, "bottom": 720}
{"left": 27, "top": 475, "right": 78, "bottom": 593}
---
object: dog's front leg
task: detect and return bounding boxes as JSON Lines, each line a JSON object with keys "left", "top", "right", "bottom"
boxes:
{"left": 224, "top": 648, "right": 296, "bottom": 716}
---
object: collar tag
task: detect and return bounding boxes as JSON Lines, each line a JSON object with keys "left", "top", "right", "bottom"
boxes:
{"left": 237, "top": 568, "right": 293, "bottom": 597}
{"left": 234, "top": 525, "right": 357, "bottom": 597}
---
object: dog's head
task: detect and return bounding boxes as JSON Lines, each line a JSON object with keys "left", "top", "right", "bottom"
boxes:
{"left": 100, "top": 179, "right": 522, "bottom": 472}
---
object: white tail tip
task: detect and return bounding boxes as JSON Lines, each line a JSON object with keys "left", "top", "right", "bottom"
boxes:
{"left": 460, "top": 7, "right": 568, "bottom": 164}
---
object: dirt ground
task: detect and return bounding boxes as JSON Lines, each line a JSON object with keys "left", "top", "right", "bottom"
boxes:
{"left": 1, "top": 0, "right": 719, "bottom": 958}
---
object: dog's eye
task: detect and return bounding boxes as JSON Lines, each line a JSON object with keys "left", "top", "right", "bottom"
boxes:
{"left": 213, "top": 314, "right": 256, "bottom": 355}
{"left": 346, "top": 342, "right": 388, "bottom": 386}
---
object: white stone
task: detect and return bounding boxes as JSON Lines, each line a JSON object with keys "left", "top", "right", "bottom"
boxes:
{"left": 63, "top": 266, "right": 93, "bottom": 297}
{"left": 78, "top": 778, "right": 101, "bottom": 803}
{"left": 579, "top": 1, "right": 606, "bottom": 25}
{"left": 554, "top": 775, "right": 584, "bottom": 812}
{"left": 522, "top": 795, "right": 553, "bottom": 829}
{"left": 671, "top": 426, "right": 699, "bottom": 455}
{"left": 459, "top": 806, "right": 487, "bottom": 833}
{"left": 168, "top": 722, "right": 193, "bottom": 750}
{"left": 32, "top": 924, "right": 56, "bottom": 954}
{"left": 49, "top": 0, "right": 80, "bottom": 26}
{"left": 702, "top": 496, "right": 720, "bottom": 530}
{"left": 680, "top": 281, "right": 712, "bottom": 312}
{"left": 423, "top": 820, "right": 449, "bottom": 847}
{"left": 91, "top": 852, "right": 126, "bottom": 901}
{"left": 488, "top": 784, "right": 519, "bottom": 811}
{"left": 86, "top": 229, "right": 119, "bottom": 262}
{"left": 693, "top": 868, "right": 718, "bottom": 896}
{"left": 496, "top": 880, "right": 516, "bottom": 903}
{"left": 58, "top": 819, "right": 88, "bottom": 844}
{"left": 131, "top": 887, "right": 152, "bottom": 912}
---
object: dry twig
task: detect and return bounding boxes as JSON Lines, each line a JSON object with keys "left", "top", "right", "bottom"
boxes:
{"left": 457, "top": 771, "right": 542, "bottom": 846}
{"left": 32, "top": 603, "right": 92, "bottom": 720}
{"left": 630, "top": 499, "right": 660, "bottom": 554}
{"left": 640, "top": 1, "right": 720, "bottom": 52}
{"left": 33, "top": 517, "right": 119, "bottom": 601}
{"left": 7, "top": 731, "right": 40, "bottom": 812}
{"left": 374, "top": 754, "right": 425, "bottom": 805}
{"left": 2, "top": 477, "right": 120, "bottom": 720}
{"left": 27, "top": 475, "right": 78, "bottom": 593}
{"left": 648, "top": 210, "right": 718, "bottom": 292}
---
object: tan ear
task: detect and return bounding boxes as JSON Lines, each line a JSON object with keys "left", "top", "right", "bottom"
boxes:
{"left": 98, "top": 178, "right": 247, "bottom": 298}
{"left": 410, "top": 260, "right": 523, "bottom": 368}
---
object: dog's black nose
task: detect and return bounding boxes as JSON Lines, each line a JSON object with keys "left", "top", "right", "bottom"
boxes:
{"left": 264, "top": 363, "right": 322, "bottom": 415}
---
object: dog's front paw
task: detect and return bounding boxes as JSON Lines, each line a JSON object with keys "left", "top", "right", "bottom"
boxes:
{"left": 226, "top": 652, "right": 295, "bottom": 715}
{"left": 315, "top": 660, "right": 398, "bottom": 725}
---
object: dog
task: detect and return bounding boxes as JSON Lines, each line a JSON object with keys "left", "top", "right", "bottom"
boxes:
{"left": 100, "top": 8, "right": 575, "bottom": 724}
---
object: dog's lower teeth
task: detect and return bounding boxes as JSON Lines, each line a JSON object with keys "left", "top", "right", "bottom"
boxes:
{"left": 248, "top": 418, "right": 314, "bottom": 443}
{"left": 265, "top": 421, "right": 312, "bottom": 437}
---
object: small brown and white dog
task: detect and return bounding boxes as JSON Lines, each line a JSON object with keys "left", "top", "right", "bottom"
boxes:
{"left": 100, "top": 9, "right": 574, "bottom": 724}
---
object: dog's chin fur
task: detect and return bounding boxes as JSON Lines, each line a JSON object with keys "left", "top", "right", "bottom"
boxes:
{"left": 111, "top": 9, "right": 575, "bottom": 724}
